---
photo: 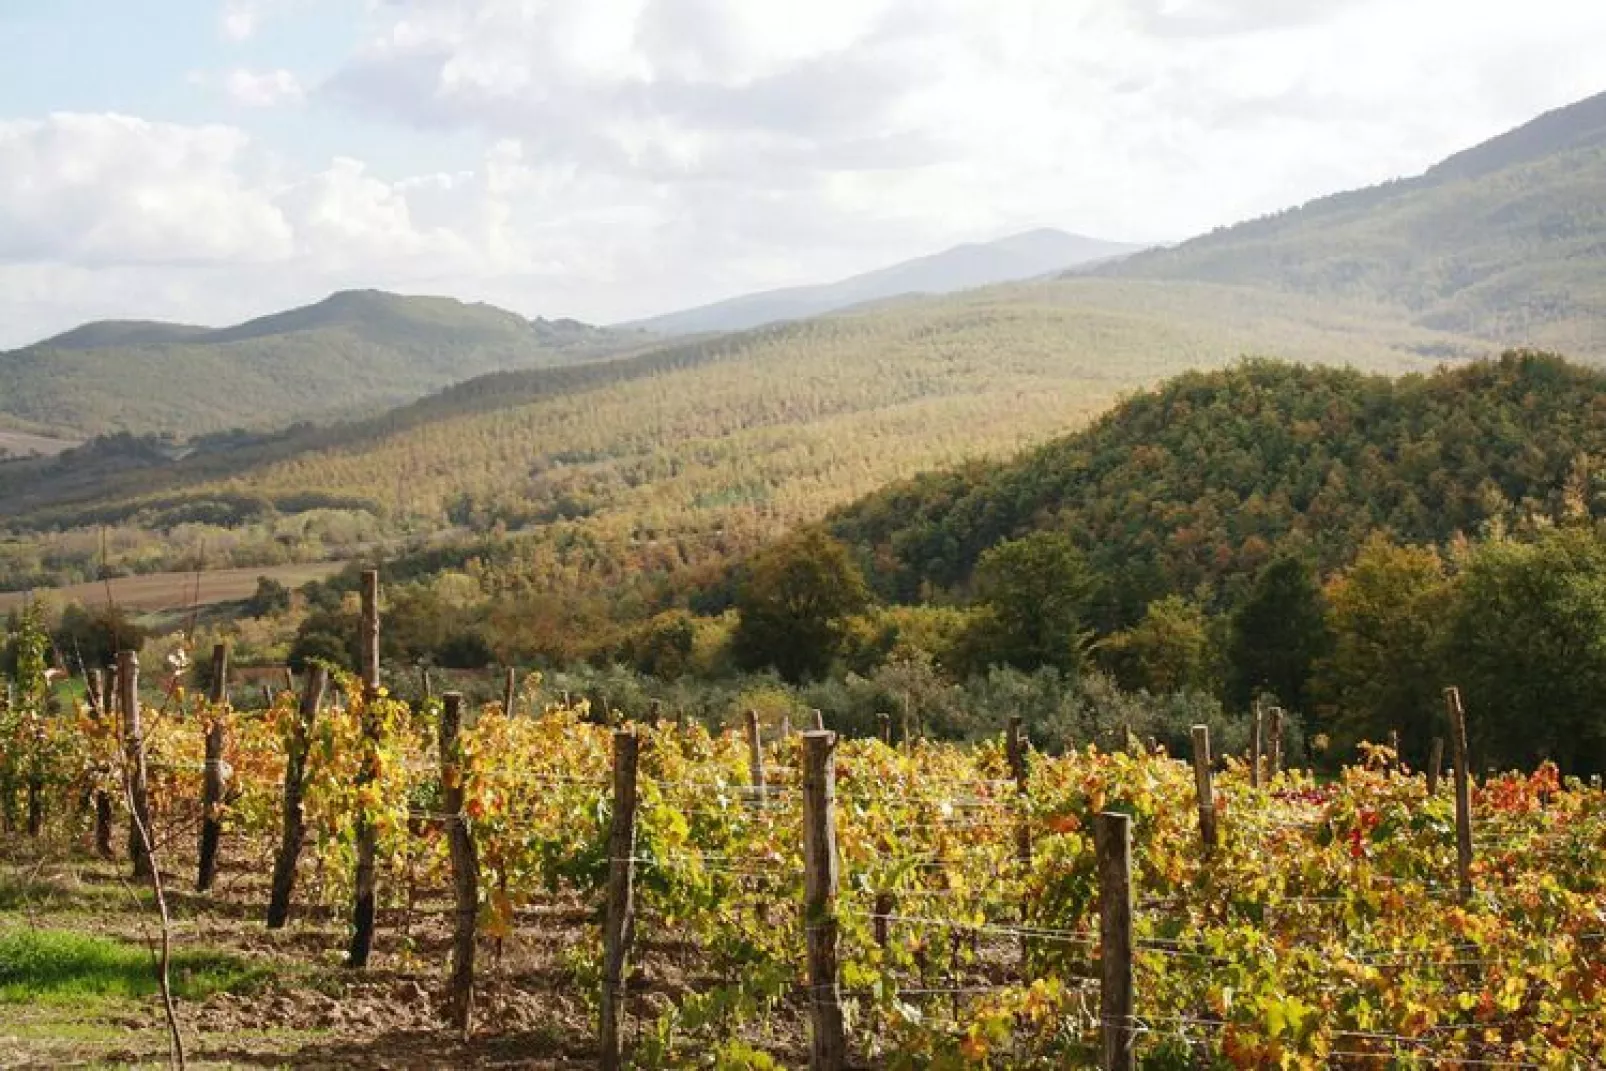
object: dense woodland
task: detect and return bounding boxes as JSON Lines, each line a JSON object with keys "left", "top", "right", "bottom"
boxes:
{"left": 15, "top": 352, "right": 1606, "bottom": 776}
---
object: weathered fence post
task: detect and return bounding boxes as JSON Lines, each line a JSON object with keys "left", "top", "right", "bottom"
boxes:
{"left": 88, "top": 669, "right": 115, "bottom": 858}
{"left": 441, "top": 692, "right": 478, "bottom": 1038}
{"left": 1445, "top": 687, "right": 1474, "bottom": 903}
{"left": 1250, "top": 703, "right": 1264, "bottom": 789}
{"left": 600, "top": 730, "right": 641, "bottom": 1071}
{"left": 1007, "top": 716, "right": 1033, "bottom": 967}
{"left": 877, "top": 712, "right": 892, "bottom": 745}
{"left": 802, "top": 730, "right": 846, "bottom": 1071}
{"left": 267, "top": 666, "right": 327, "bottom": 929}
{"left": 1096, "top": 811, "right": 1135, "bottom": 1071}
{"left": 119, "top": 650, "right": 154, "bottom": 880}
{"left": 1269, "top": 706, "right": 1285, "bottom": 780}
{"left": 1427, "top": 737, "right": 1445, "bottom": 795}
{"left": 1388, "top": 729, "right": 1401, "bottom": 768}
{"left": 503, "top": 667, "right": 518, "bottom": 717}
{"left": 348, "top": 569, "right": 382, "bottom": 968}
{"left": 1191, "top": 725, "right": 1218, "bottom": 854}
{"left": 197, "top": 642, "right": 230, "bottom": 892}
{"left": 1006, "top": 716, "right": 1032, "bottom": 872}
{"left": 744, "top": 709, "right": 767, "bottom": 805}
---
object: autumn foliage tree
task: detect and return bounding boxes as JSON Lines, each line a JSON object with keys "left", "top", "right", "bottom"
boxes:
{"left": 1314, "top": 535, "right": 1452, "bottom": 764}
{"left": 732, "top": 528, "right": 871, "bottom": 682}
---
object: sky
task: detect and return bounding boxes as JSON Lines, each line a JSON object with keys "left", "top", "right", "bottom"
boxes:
{"left": 0, "top": 0, "right": 1603, "bottom": 347}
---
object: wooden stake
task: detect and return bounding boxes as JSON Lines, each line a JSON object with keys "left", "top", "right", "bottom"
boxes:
{"left": 1445, "top": 687, "right": 1474, "bottom": 903}
{"left": 503, "top": 667, "right": 517, "bottom": 717}
{"left": 1007, "top": 716, "right": 1033, "bottom": 968}
{"left": 1269, "top": 706, "right": 1285, "bottom": 780}
{"left": 1006, "top": 716, "right": 1032, "bottom": 873}
{"left": 441, "top": 693, "right": 478, "bottom": 1038}
{"left": 1250, "top": 702, "right": 1264, "bottom": 790}
{"left": 812, "top": 708, "right": 826, "bottom": 732}
{"left": 744, "top": 709, "right": 767, "bottom": 805}
{"left": 1096, "top": 811, "right": 1134, "bottom": 1071}
{"left": 348, "top": 569, "right": 381, "bottom": 968}
{"left": 1427, "top": 737, "right": 1445, "bottom": 796}
{"left": 88, "top": 669, "right": 114, "bottom": 859}
{"left": 802, "top": 731, "right": 846, "bottom": 1071}
{"left": 268, "top": 666, "right": 327, "bottom": 929}
{"left": 197, "top": 643, "right": 230, "bottom": 892}
{"left": 1191, "top": 725, "right": 1218, "bottom": 854}
{"left": 600, "top": 731, "right": 641, "bottom": 1071}
{"left": 877, "top": 712, "right": 891, "bottom": 745}
{"left": 119, "top": 650, "right": 154, "bottom": 880}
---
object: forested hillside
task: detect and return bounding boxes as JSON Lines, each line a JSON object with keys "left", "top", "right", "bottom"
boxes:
{"left": 1112, "top": 90, "right": 1606, "bottom": 355}
{"left": 829, "top": 352, "right": 1606, "bottom": 624}
{"left": 0, "top": 290, "right": 642, "bottom": 436}
{"left": 0, "top": 278, "right": 1475, "bottom": 596}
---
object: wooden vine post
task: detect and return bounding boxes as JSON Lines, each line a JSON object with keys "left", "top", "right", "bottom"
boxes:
{"left": 268, "top": 666, "right": 328, "bottom": 929}
{"left": 1250, "top": 703, "right": 1264, "bottom": 790}
{"left": 1191, "top": 725, "right": 1218, "bottom": 854}
{"left": 1006, "top": 716, "right": 1032, "bottom": 872}
{"left": 1268, "top": 707, "right": 1285, "bottom": 780}
{"left": 877, "top": 712, "right": 892, "bottom": 745}
{"left": 348, "top": 569, "right": 382, "bottom": 968}
{"left": 440, "top": 692, "right": 478, "bottom": 1038}
{"left": 812, "top": 708, "right": 826, "bottom": 732}
{"left": 87, "top": 668, "right": 114, "bottom": 858}
{"left": 744, "top": 709, "right": 767, "bottom": 805}
{"left": 600, "top": 730, "right": 641, "bottom": 1071}
{"left": 1427, "top": 737, "right": 1445, "bottom": 796}
{"left": 1445, "top": 687, "right": 1475, "bottom": 902}
{"left": 1096, "top": 811, "right": 1135, "bottom": 1071}
{"left": 802, "top": 730, "right": 846, "bottom": 1071}
{"left": 503, "top": 667, "right": 518, "bottom": 717}
{"left": 119, "top": 650, "right": 154, "bottom": 880}
{"left": 1007, "top": 716, "right": 1033, "bottom": 968}
{"left": 197, "top": 642, "right": 230, "bottom": 892}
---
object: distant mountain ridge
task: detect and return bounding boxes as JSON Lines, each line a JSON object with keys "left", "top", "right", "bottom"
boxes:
{"left": 625, "top": 228, "right": 1143, "bottom": 335}
{"left": 0, "top": 290, "right": 646, "bottom": 437}
{"left": 1108, "top": 89, "right": 1606, "bottom": 354}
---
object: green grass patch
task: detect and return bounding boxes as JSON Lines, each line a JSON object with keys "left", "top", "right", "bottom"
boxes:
{"left": 0, "top": 928, "right": 272, "bottom": 1003}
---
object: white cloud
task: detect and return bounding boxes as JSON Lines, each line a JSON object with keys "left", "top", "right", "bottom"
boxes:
{"left": 0, "top": 114, "right": 293, "bottom": 267}
{"left": 4, "top": 0, "right": 1606, "bottom": 346}
{"left": 220, "top": 0, "right": 263, "bottom": 41}
{"left": 224, "top": 68, "right": 306, "bottom": 108}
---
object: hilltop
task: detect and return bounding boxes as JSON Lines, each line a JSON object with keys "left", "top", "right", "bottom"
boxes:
{"left": 626, "top": 229, "right": 1142, "bottom": 335}
{"left": 826, "top": 352, "right": 1606, "bottom": 627}
{"left": 1110, "top": 90, "right": 1606, "bottom": 355}
{"left": 0, "top": 290, "right": 645, "bottom": 437}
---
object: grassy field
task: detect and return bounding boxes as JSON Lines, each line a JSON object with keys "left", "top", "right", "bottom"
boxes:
{"left": 0, "top": 562, "right": 344, "bottom": 614}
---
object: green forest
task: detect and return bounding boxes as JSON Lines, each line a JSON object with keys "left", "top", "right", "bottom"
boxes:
{"left": 18, "top": 351, "right": 1597, "bottom": 776}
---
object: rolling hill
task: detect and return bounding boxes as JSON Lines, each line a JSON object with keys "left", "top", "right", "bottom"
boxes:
{"left": 826, "top": 351, "right": 1606, "bottom": 628}
{"left": 0, "top": 290, "right": 647, "bottom": 437}
{"left": 0, "top": 276, "right": 1484, "bottom": 598}
{"left": 626, "top": 229, "right": 1143, "bottom": 335}
{"left": 1110, "top": 89, "right": 1606, "bottom": 355}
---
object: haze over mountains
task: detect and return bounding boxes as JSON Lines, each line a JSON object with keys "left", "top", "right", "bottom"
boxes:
{"left": 623, "top": 229, "right": 1145, "bottom": 336}
{"left": 1110, "top": 89, "right": 1606, "bottom": 355}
